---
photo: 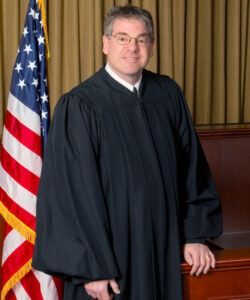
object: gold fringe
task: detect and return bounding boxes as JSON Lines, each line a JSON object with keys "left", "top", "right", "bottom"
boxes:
{"left": 38, "top": 0, "right": 50, "bottom": 59}
{"left": 38, "top": 0, "right": 50, "bottom": 93}
{"left": 0, "top": 202, "right": 36, "bottom": 245}
{"left": 1, "top": 259, "right": 32, "bottom": 300}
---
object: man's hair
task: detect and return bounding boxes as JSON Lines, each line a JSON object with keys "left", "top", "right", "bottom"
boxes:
{"left": 104, "top": 4, "right": 155, "bottom": 41}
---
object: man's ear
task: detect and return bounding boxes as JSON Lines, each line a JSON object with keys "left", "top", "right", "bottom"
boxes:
{"left": 103, "top": 35, "right": 109, "bottom": 55}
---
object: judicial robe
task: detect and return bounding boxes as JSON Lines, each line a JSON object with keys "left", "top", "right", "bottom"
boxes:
{"left": 32, "top": 67, "right": 222, "bottom": 300}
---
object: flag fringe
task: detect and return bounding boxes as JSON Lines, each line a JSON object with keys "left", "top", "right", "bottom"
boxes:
{"left": 38, "top": 0, "right": 50, "bottom": 59}
{"left": 1, "top": 259, "right": 32, "bottom": 300}
{"left": 0, "top": 202, "right": 36, "bottom": 245}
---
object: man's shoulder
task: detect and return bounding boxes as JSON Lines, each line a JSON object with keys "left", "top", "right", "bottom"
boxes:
{"left": 58, "top": 68, "right": 107, "bottom": 109}
{"left": 70, "top": 68, "right": 105, "bottom": 97}
{"left": 144, "top": 69, "right": 179, "bottom": 88}
{"left": 143, "top": 69, "right": 184, "bottom": 100}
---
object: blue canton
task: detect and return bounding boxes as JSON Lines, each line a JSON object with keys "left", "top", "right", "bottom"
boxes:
{"left": 11, "top": 0, "right": 49, "bottom": 151}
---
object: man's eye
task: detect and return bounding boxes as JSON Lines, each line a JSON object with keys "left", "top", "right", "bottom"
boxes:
{"left": 138, "top": 39, "right": 145, "bottom": 44}
{"left": 118, "top": 36, "right": 128, "bottom": 42}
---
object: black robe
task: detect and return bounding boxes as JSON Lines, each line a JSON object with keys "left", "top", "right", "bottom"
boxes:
{"left": 32, "top": 67, "right": 222, "bottom": 300}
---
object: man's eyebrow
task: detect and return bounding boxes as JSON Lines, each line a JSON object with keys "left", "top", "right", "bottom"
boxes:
{"left": 115, "top": 32, "right": 149, "bottom": 37}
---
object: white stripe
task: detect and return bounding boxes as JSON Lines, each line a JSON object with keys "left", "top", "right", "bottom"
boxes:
{"left": 7, "top": 92, "right": 41, "bottom": 136}
{"left": 2, "top": 229, "right": 26, "bottom": 265}
{"left": 0, "top": 164, "right": 36, "bottom": 216}
{"left": 2, "top": 127, "right": 42, "bottom": 177}
{"left": 33, "top": 269, "right": 59, "bottom": 300}
{"left": 12, "top": 280, "right": 32, "bottom": 300}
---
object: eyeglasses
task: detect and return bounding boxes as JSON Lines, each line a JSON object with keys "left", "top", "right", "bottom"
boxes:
{"left": 111, "top": 33, "right": 151, "bottom": 47}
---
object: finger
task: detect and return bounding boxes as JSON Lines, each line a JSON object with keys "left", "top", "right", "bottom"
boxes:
{"left": 203, "top": 255, "right": 212, "bottom": 274}
{"left": 195, "top": 254, "right": 206, "bottom": 276}
{"left": 101, "top": 290, "right": 112, "bottom": 300}
{"left": 109, "top": 279, "right": 120, "bottom": 295}
{"left": 210, "top": 251, "right": 216, "bottom": 268}
{"left": 184, "top": 251, "right": 193, "bottom": 267}
{"left": 190, "top": 255, "right": 200, "bottom": 276}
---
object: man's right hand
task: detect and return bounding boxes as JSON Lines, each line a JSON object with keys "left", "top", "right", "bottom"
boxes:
{"left": 84, "top": 278, "right": 120, "bottom": 300}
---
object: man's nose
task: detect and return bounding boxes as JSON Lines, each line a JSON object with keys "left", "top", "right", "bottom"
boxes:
{"left": 128, "top": 38, "right": 139, "bottom": 50}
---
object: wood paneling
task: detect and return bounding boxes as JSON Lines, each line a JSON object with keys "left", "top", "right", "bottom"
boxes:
{"left": 197, "top": 126, "right": 250, "bottom": 237}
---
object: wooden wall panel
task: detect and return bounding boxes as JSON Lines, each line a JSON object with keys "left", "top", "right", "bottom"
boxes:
{"left": 197, "top": 127, "right": 250, "bottom": 234}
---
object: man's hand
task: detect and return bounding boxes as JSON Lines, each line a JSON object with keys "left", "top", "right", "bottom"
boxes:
{"left": 183, "top": 243, "right": 216, "bottom": 276}
{"left": 84, "top": 278, "right": 120, "bottom": 300}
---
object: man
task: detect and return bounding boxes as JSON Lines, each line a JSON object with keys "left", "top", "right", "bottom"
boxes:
{"left": 32, "top": 5, "right": 222, "bottom": 300}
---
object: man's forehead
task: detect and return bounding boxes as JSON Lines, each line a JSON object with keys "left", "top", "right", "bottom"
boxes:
{"left": 112, "top": 17, "right": 148, "bottom": 33}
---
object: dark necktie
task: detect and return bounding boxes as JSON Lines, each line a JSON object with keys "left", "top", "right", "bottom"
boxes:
{"left": 133, "top": 87, "right": 139, "bottom": 97}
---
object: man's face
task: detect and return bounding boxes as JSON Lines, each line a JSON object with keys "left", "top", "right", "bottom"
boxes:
{"left": 103, "top": 17, "right": 154, "bottom": 84}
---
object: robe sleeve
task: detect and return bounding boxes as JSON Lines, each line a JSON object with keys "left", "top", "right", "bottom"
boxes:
{"left": 32, "top": 93, "right": 119, "bottom": 283}
{"left": 172, "top": 83, "right": 223, "bottom": 244}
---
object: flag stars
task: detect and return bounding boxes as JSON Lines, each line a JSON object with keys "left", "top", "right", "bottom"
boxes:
{"left": 32, "top": 78, "right": 39, "bottom": 87}
{"left": 29, "top": 8, "right": 35, "bottom": 18}
{"left": 41, "top": 92, "right": 48, "bottom": 103}
{"left": 17, "top": 79, "right": 26, "bottom": 90}
{"left": 24, "top": 44, "right": 33, "bottom": 55}
{"left": 42, "top": 110, "right": 48, "bottom": 119}
{"left": 15, "top": 63, "right": 23, "bottom": 73}
{"left": 29, "top": 8, "right": 39, "bottom": 20}
{"left": 39, "top": 53, "right": 43, "bottom": 61}
{"left": 23, "top": 27, "right": 29, "bottom": 37}
{"left": 37, "top": 35, "right": 45, "bottom": 45}
{"left": 27, "top": 60, "right": 37, "bottom": 71}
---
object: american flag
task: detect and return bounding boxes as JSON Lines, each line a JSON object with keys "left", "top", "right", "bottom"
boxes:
{"left": 0, "top": 0, "right": 63, "bottom": 299}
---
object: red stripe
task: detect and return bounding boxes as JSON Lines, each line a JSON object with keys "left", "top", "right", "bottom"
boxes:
{"left": 1, "top": 241, "right": 34, "bottom": 288}
{"left": 1, "top": 147, "right": 40, "bottom": 195}
{"left": 6, "top": 289, "right": 17, "bottom": 300}
{"left": 21, "top": 271, "right": 44, "bottom": 300}
{"left": 0, "top": 187, "right": 36, "bottom": 231}
{"left": 53, "top": 277, "right": 64, "bottom": 299}
{"left": 4, "top": 223, "right": 13, "bottom": 238}
{"left": 4, "top": 110, "right": 42, "bottom": 157}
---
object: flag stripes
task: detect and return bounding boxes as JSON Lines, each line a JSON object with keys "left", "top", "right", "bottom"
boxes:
{"left": 2, "top": 128, "right": 42, "bottom": 177}
{"left": 0, "top": 188, "right": 36, "bottom": 231}
{"left": 4, "top": 109, "right": 42, "bottom": 158}
{"left": 1, "top": 147, "right": 40, "bottom": 195}
{"left": 5, "top": 289, "right": 17, "bottom": 300}
{"left": 1, "top": 241, "right": 34, "bottom": 288}
{"left": 20, "top": 271, "right": 44, "bottom": 300}
{"left": 7, "top": 93, "right": 41, "bottom": 136}
{"left": 0, "top": 165, "right": 37, "bottom": 218}
{"left": 2, "top": 228, "right": 25, "bottom": 265}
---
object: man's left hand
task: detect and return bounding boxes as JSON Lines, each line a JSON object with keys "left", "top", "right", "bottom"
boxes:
{"left": 182, "top": 243, "right": 216, "bottom": 276}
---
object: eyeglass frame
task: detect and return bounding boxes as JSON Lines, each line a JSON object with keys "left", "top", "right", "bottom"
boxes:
{"left": 110, "top": 33, "right": 152, "bottom": 47}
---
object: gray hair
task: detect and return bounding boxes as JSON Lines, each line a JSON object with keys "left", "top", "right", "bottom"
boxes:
{"left": 104, "top": 4, "right": 155, "bottom": 41}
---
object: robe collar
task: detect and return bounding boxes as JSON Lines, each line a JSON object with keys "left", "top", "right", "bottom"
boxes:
{"left": 105, "top": 63, "right": 141, "bottom": 94}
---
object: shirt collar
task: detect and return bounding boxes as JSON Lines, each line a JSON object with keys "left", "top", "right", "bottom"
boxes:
{"left": 105, "top": 63, "right": 141, "bottom": 94}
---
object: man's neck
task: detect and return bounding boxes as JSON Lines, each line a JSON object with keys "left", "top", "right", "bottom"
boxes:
{"left": 105, "top": 63, "right": 142, "bottom": 92}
